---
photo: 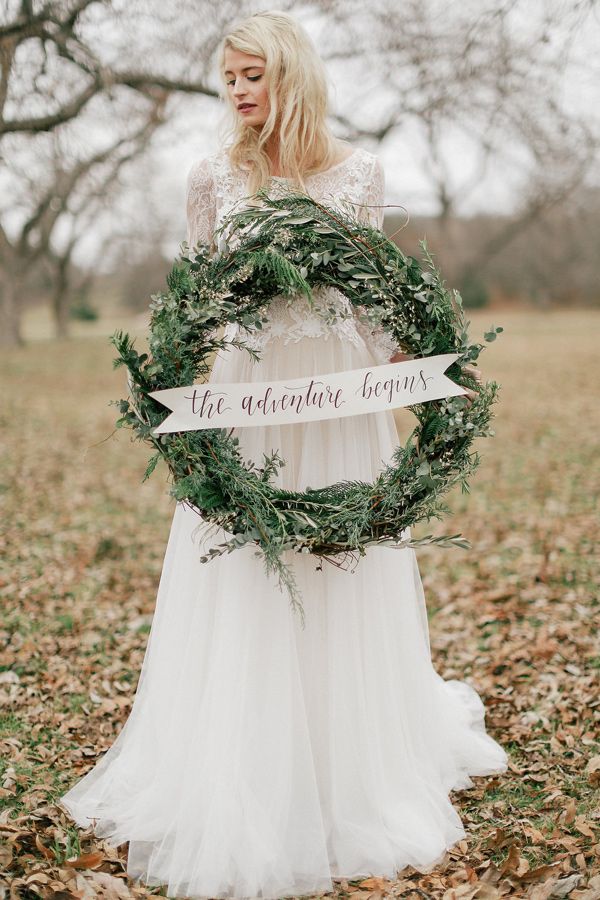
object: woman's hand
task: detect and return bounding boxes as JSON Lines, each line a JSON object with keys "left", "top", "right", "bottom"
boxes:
{"left": 462, "top": 364, "right": 482, "bottom": 405}
{"left": 389, "top": 350, "right": 414, "bottom": 364}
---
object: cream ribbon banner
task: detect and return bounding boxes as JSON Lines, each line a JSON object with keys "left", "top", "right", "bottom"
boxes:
{"left": 149, "top": 353, "right": 466, "bottom": 434}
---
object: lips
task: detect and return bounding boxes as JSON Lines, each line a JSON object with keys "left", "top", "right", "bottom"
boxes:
{"left": 238, "top": 103, "right": 256, "bottom": 111}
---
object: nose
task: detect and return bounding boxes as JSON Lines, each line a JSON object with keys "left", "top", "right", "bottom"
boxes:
{"left": 232, "top": 78, "right": 246, "bottom": 98}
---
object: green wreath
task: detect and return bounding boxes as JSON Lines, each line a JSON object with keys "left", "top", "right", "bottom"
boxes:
{"left": 111, "top": 188, "right": 502, "bottom": 618}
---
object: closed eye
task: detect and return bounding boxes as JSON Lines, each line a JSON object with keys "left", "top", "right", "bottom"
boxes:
{"left": 226, "top": 75, "right": 262, "bottom": 86}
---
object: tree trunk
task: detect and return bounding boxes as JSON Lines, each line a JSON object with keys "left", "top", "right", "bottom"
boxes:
{"left": 0, "top": 275, "right": 24, "bottom": 347}
{"left": 52, "top": 255, "right": 70, "bottom": 339}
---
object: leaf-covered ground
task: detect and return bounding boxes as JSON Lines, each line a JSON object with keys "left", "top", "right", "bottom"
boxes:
{"left": 1, "top": 310, "right": 598, "bottom": 899}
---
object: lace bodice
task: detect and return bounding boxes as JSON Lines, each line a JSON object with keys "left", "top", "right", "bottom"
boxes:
{"left": 185, "top": 146, "right": 397, "bottom": 364}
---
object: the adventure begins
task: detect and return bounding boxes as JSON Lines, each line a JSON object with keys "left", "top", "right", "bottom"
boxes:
{"left": 149, "top": 353, "right": 466, "bottom": 433}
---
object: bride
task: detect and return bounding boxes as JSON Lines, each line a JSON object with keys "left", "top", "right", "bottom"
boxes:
{"left": 58, "top": 10, "right": 508, "bottom": 899}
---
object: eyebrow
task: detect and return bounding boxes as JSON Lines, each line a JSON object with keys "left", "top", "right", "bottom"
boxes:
{"left": 224, "top": 65, "right": 264, "bottom": 75}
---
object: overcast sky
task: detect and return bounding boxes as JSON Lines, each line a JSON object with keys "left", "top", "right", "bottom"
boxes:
{"left": 4, "top": 0, "right": 598, "bottom": 268}
{"left": 146, "top": 1, "right": 599, "bottom": 265}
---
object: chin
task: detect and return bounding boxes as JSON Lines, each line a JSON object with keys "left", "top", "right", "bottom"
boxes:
{"left": 241, "top": 114, "right": 265, "bottom": 125}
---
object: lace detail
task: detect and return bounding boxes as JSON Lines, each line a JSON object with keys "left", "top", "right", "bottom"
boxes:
{"left": 186, "top": 157, "right": 216, "bottom": 252}
{"left": 184, "top": 147, "right": 399, "bottom": 363}
{"left": 228, "top": 286, "right": 364, "bottom": 352}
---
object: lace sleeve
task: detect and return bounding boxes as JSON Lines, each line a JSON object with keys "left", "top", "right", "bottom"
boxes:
{"left": 359, "top": 154, "right": 385, "bottom": 231}
{"left": 354, "top": 156, "right": 399, "bottom": 365}
{"left": 186, "top": 157, "right": 216, "bottom": 253}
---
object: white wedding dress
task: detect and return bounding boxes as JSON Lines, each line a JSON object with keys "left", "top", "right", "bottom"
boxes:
{"left": 58, "top": 146, "right": 508, "bottom": 899}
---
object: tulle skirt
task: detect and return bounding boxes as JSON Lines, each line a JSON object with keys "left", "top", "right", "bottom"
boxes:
{"left": 58, "top": 326, "right": 508, "bottom": 899}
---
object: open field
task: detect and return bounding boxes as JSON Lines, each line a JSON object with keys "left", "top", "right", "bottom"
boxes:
{"left": 1, "top": 309, "right": 599, "bottom": 898}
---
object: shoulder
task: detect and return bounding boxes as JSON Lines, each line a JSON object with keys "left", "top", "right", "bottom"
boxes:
{"left": 344, "top": 145, "right": 384, "bottom": 178}
{"left": 360, "top": 147, "right": 384, "bottom": 176}
{"left": 352, "top": 147, "right": 385, "bottom": 192}
{"left": 186, "top": 153, "right": 220, "bottom": 192}
{"left": 186, "top": 148, "right": 246, "bottom": 193}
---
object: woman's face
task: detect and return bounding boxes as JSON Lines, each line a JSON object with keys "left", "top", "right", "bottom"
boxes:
{"left": 224, "top": 46, "right": 270, "bottom": 128}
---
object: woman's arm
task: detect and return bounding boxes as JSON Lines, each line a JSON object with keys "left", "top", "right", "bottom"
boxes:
{"left": 355, "top": 157, "right": 482, "bottom": 403}
{"left": 186, "top": 157, "right": 217, "bottom": 253}
{"left": 352, "top": 156, "right": 403, "bottom": 365}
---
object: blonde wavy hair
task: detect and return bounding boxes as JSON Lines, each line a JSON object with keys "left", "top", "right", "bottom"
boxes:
{"left": 216, "top": 10, "right": 342, "bottom": 195}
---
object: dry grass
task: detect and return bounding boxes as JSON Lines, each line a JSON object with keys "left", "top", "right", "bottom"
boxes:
{"left": 1, "top": 309, "right": 598, "bottom": 899}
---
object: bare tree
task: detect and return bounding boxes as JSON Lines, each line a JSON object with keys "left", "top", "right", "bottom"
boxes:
{"left": 0, "top": 0, "right": 232, "bottom": 343}
{"left": 0, "top": 0, "right": 220, "bottom": 136}
{"left": 1, "top": 0, "right": 599, "bottom": 344}
{"left": 46, "top": 101, "right": 168, "bottom": 337}
{"left": 0, "top": 0, "right": 320, "bottom": 342}
{"left": 326, "top": 0, "right": 600, "bottom": 278}
{"left": 0, "top": 87, "right": 167, "bottom": 342}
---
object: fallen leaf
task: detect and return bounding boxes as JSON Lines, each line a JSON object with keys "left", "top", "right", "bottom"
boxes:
{"left": 357, "top": 876, "right": 392, "bottom": 891}
{"left": 549, "top": 873, "right": 584, "bottom": 897}
{"left": 35, "top": 832, "right": 55, "bottom": 860}
{"left": 528, "top": 881, "right": 560, "bottom": 900}
{"left": 75, "top": 869, "right": 134, "bottom": 898}
{"left": 563, "top": 798, "right": 577, "bottom": 826}
{"left": 521, "top": 863, "right": 562, "bottom": 883}
{"left": 498, "top": 843, "right": 528, "bottom": 876}
{"left": 575, "top": 873, "right": 600, "bottom": 900}
{"left": 64, "top": 850, "right": 105, "bottom": 869}
{"left": 574, "top": 816, "right": 597, "bottom": 840}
